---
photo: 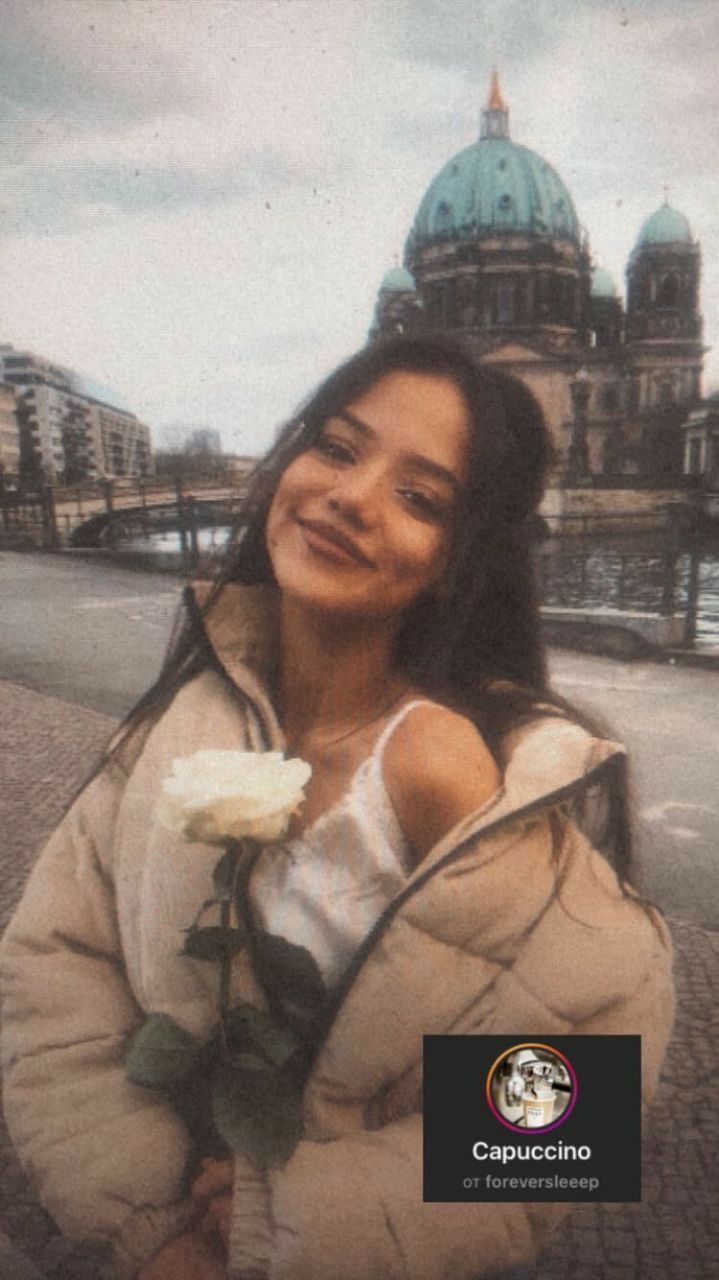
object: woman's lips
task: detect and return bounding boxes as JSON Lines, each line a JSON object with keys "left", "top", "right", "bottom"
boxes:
{"left": 296, "top": 518, "right": 375, "bottom": 567}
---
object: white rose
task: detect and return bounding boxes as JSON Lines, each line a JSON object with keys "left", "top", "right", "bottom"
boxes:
{"left": 157, "top": 749, "right": 312, "bottom": 845}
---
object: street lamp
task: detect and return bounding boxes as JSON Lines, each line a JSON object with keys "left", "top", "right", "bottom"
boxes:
{"left": 564, "top": 367, "right": 592, "bottom": 486}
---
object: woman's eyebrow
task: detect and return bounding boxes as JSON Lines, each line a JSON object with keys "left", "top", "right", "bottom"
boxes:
{"left": 336, "top": 408, "right": 375, "bottom": 438}
{"left": 335, "top": 409, "right": 462, "bottom": 492}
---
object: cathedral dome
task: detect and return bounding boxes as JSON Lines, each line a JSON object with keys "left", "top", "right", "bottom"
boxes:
{"left": 591, "top": 267, "right": 618, "bottom": 298}
{"left": 407, "top": 74, "right": 580, "bottom": 251}
{"left": 636, "top": 203, "right": 693, "bottom": 247}
{"left": 379, "top": 266, "right": 417, "bottom": 293}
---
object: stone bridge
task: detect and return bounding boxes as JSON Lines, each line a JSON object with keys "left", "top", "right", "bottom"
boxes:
{"left": 68, "top": 490, "right": 242, "bottom": 547}
{"left": 1, "top": 478, "right": 251, "bottom": 548}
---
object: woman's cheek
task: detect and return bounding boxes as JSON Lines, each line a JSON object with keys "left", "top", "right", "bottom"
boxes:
{"left": 392, "top": 526, "right": 448, "bottom": 585}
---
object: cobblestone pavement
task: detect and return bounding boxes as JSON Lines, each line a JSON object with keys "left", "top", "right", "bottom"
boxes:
{"left": 0, "top": 679, "right": 717, "bottom": 1279}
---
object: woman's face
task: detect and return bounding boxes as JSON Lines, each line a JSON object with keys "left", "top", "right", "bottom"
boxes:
{"left": 265, "top": 370, "right": 469, "bottom": 622}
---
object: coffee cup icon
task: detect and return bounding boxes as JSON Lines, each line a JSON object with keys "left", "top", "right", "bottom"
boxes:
{"left": 487, "top": 1044, "right": 576, "bottom": 1133}
{"left": 522, "top": 1080, "right": 555, "bottom": 1127}
{"left": 520, "top": 1060, "right": 556, "bottom": 1127}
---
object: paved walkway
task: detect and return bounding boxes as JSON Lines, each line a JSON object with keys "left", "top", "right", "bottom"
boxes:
{"left": 0, "top": 679, "right": 717, "bottom": 1279}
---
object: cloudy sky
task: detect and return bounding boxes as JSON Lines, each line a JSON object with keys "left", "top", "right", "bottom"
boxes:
{"left": 1, "top": 0, "right": 717, "bottom": 453}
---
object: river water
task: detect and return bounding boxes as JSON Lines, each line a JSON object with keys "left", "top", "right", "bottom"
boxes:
{"left": 121, "top": 527, "right": 719, "bottom": 651}
{"left": 538, "top": 535, "right": 719, "bottom": 651}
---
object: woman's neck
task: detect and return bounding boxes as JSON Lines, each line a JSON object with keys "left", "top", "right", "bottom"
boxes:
{"left": 276, "top": 598, "right": 406, "bottom": 747}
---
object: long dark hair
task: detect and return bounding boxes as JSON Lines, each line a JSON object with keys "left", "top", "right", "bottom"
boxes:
{"left": 109, "top": 333, "right": 635, "bottom": 883}
{"left": 211, "top": 334, "right": 550, "bottom": 725}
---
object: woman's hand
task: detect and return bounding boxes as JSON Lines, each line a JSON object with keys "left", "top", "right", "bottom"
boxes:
{"left": 192, "top": 1157, "right": 235, "bottom": 1246}
{"left": 137, "top": 1159, "right": 235, "bottom": 1277}
{"left": 138, "top": 1231, "right": 226, "bottom": 1279}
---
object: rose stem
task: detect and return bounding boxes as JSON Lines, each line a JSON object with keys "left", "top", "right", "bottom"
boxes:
{"left": 219, "top": 896, "right": 231, "bottom": 1018}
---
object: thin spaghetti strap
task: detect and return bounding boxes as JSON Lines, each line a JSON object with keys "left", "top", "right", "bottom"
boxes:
{"left": 372, "top": 699, "right": 439, "bottom": 764}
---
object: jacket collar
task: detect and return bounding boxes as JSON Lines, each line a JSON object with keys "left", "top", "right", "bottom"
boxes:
{"left": 188, "top": 580, "right": 284, "bottom": 749}
{"left": 412, "top": 722, "right": 623, "bottom": 881}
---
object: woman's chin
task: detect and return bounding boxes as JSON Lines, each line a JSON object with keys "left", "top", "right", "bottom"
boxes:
{"left": 277, "top": 580, "right": 401, "bottom": 627}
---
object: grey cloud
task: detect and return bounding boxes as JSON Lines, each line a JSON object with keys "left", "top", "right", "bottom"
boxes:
{"left": 391, "top": 0, "right": 564, "bottom": 72}
{"left": 0, "top": 148, "right": 338, "bottom": 238}
{"left": 0, "top": 65, "right": 190, "bottom": 130}
{"left": 387, "top": 102, "right": 479, "bottom": 153}
{"left": 84, "top": 164, "right": 239, "bottom": 214}
{"left": 390, "top": 0, "right": 712, "bottom": 73}
{"left": 0, "top": 199, "right": 83, "bottom": 239}
{"left": 0, "top": 3, "right": 192, "bottom": 137}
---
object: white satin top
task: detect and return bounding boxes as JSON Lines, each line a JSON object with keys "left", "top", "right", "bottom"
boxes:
{"left": 251, "top": 700, "right": 433, "bottom": 989}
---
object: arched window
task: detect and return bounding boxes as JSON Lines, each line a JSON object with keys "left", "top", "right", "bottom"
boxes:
{"left": 496, "top": 193, "right": 516, "bottom": 230}
{"left": 442, "top": 278, "right": 457, "bottom": 327}
{"left": 495, "top": 280, "right": 514, "bottom": 325}
{"left": 436, "top": 200, "right": 453, "bottom": 233}
{"left": 600, "top": 385, "right": 620, "bottom": 414}
{"left": 686, "top": 438, "right": 702, "bottom": 476}
{"left": 657, "top": 273, "right": 680, "bottom": 307}
{"left": 553, "top": 198, "right": 569, "bottom": 234}
{"left": 536, "top": 274, "right": 550, "bottom": 319}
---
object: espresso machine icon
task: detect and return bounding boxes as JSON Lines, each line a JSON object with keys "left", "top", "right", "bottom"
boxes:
{"left": 503, "top": 1049, "right": 571, "bottom": 1127}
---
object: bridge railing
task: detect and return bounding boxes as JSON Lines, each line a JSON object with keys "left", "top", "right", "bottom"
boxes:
{"left": 0, "top": 474, "right": 251, "bottom": 568}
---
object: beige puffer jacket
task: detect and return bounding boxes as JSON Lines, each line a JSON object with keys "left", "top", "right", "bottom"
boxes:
{"left": 0, "top": 584, "right": 674, "bottom": 1280}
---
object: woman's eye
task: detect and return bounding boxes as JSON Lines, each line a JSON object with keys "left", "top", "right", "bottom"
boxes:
{"left": 314, "top": 435, "right": 355, "bottom": 464}
{"left": 398, "top": 488, "right": 445, "bottom": 519}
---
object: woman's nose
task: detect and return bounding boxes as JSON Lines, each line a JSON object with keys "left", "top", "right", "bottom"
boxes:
{"left": 326, "top": 463, "right": 383, "bottom": 524}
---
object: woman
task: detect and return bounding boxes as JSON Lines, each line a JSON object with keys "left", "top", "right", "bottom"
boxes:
{"left": 0, "top": 335, "right": 673, "bottom": 1280}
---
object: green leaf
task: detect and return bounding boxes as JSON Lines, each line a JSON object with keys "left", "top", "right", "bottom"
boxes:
{"left": 223, "top": 1002, "right": 300, "bottom": 1069}
{"left": 126, "top": 1013, "right": 204, "bottom": 1089}
{"left": 253, "top": 934, "right": 326, "bottom": 1016}
{"left": 211, "top": 1061, "right": 303, "bottom": 1168}
{"left": 213, "top": 848, "right": 237, "bottom": 901}
{"left": 182, "top": 926, "right": 246, "bottom": 961}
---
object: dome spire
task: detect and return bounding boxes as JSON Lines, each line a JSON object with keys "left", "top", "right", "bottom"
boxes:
{"left": 488, "top": 68, "right": 506, "bottom": 111}
{"left": 480, "top": 68, "right": 510, "bottom": 139}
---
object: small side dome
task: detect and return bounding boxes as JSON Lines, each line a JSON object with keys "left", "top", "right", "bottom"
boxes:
{"left": 380, "top": 266, "right": 417, "bottom": 293}
{"left": 591, "top": 267, "right": 618, "bottom": 298}
{"left": 636, "top": 203, "right": 693, "bottom": 247}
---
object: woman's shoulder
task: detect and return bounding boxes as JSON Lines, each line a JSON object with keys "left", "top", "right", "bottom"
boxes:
{"left": 383, "top": 700, "right": 501, "bottom": 859}
{"left": 388, "top": 699, "right": 492, "bottom": 757}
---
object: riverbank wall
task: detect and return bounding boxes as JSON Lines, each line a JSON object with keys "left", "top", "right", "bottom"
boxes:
{"left": 4, "top": 540, "right": 719, "bottom": 669}
{"left": 542, "top": 485, "right": 691, "bottom": 533}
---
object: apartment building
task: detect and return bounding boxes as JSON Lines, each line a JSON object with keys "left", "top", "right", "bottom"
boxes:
{"left": 0, "top": 383, "right": 20, "bottom": 478}
{"left": 0, "top": 344, "right": 153, "bottom": 481}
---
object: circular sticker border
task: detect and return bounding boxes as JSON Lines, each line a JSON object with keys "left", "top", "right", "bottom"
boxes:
{"left": 485, "top": 1041, "right": 579, "bottom": 1134}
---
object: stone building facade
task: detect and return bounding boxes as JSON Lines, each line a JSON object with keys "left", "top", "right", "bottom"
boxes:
{"left": 370, "top": 73, "right": 705, "bottom": 494}
{"left": 0, "top": 384, "right": 20, "bottom": 478}
{"left": 0, "top": 344, "right": 152, "bottom": 483}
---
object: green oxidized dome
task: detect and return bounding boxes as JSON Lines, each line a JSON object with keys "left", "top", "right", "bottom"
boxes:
{"left": 407, "top": 76, "right": 580, "bottom": 251}
{"left": 379, "top": 266, "right": 417, "bottom": 293}
{"left": 636, "top": 203, "right": 692, "bottom": 247}
{"left": 409, "top": 141, "right": 579, "bottom": 246}
{"left": 591, "top": 267, "right": 618, "bottom": 298}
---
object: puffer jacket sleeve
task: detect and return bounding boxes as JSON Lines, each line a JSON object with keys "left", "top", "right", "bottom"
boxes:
{"left": 251, "top": 937, "right": 674, "bottom": 1280}
{"left": 226, "top": 1112, "right": 564, "bottom": 1280}
{"left": 231, "top": 970, "right": 672, "bottom": 1280}
{"left": 226, "top": 813, "right": 674, "bottom": 1280}
{"left": 0, "top": 761, "right": 193, "bottom": 1280}
{"left": 272, "top": 1120, "right": 554, "bottom": 1280}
